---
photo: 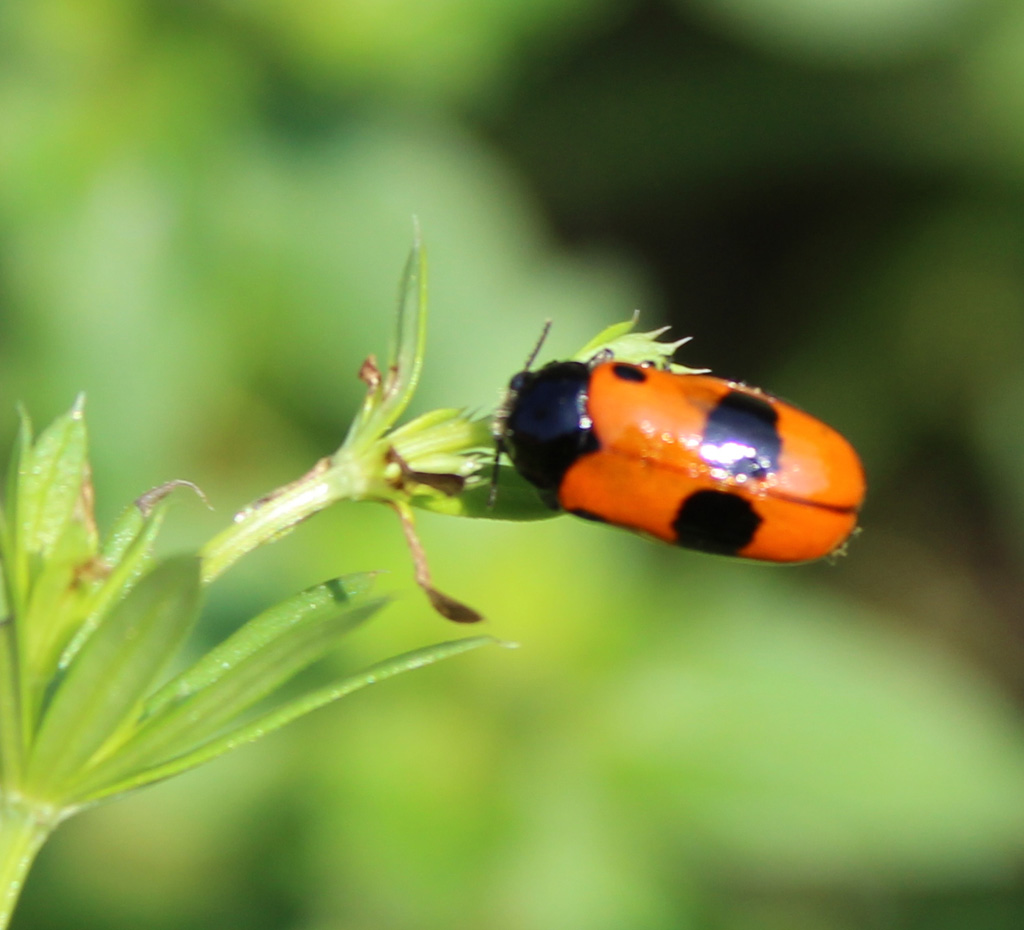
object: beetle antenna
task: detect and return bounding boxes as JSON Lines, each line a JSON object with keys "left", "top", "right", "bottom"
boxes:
{"left": 522, "top": 319, "right": 552, "bottom": 372}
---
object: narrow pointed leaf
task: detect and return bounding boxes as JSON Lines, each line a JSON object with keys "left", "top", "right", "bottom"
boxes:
{"left": 100, "top": 503, "right": 148, "bottom": 568}
{"left": 387, "top": 408, "right": 490, "bottom": 473}
{"left": 144, "top": 573, "right": 377, "bottom": 718}
{"left": 0, "top": 412, "right": 28, "bottom": 783}
{"left": 68, "top": 480, "right": 210, "bottom": 673}
{"left": 58, "top": 503, "right": 169, "bottom": 672}
{"left": 347, "top": 232, "right": 427, "bottom": 443}
{"left": 18, "top": 395, "right": 88, "bottom": 560}
{"left": 1, "top": 409, "right": 33, "bottom": 607}
{"left": 3, "top": 407, "right": 32, "bottom": 537}
{"left": 26, "top": 555, "right": 201, "bottom": 798}
{"left": 249, "top": 635, "right": 499, "bottom": 736}
{"left": 383, "top": 225, "right": 428, "bottom": 427}
{"left": 73, "top": 635, "right": 500, "bottom": 805}
{"left": 20, "top": 519, "right": 96, "bottom": 706}
{"left": 386, "top": 406, "right": 472, "bottom": 439}
{"left": 102, "top": 480, "right": 208, "bottom": 568}
{"left": 71, "top": 593, "right": 387, "bottom": 796}
{"left": 573, "top": 315, "right": 640, "bottom": 359}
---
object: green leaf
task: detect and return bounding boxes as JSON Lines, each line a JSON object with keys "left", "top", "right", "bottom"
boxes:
{"left": 0, "top": 411, "right": 30, "bottom": 786}
{"left": 1, "top": 408, "right": 33, "bottom": 609}
{"left": 383, "top": 221, "right": 428, "bottom": 429}
{"left": 99, "top": 503, "right": 148, "bottom": 569}
{"left": 17, "top": 395, "right": 89, "bottom": 561}
{"left": 70, "top": 584, "right": 387, "bottom": 799}
{"left": 73, "top": 635, "right": 500, "bottom": 805}
{"left": 1, "top": 400, "right": 107, "bottom": 722}
{"left": 143, "top": 573, "right": 378, "bottom": 719}
{"left": 572, "top": 316, "right": 705, "bottom": 374}
{"left": 101, "top": 480, "right": 208, "bottom": 569}
{"left": 19, "top": 519, "right": 97, "bottom": 712}
{"left": 573, "top": 315, "right": 640, "bottom": 358}
{"left": 344, "top": 229, "right": 428, "bottom": 445}
{"left": 387, "top": 408, "right": 490, "bottom": 477}
{"left": 25, "top": 555, "right": 202, "bottom": 800}
{"left": 3, "top": 406, "right": 32, "bottom": 530}
{"left": 58, "top": 501, "right": 169, "bottom": 673}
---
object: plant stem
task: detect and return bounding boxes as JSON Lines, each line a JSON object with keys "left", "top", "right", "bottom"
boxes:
{"left": 0, "top": 794, "right": 58, "bottom": 930}
{"left": 199, "top": 454, "right": 367, "bottom": 586}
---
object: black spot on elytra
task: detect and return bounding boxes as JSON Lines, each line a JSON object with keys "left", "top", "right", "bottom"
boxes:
{"left": 611, "top": 364, "right": 647, "bottom": 382}
{"left": 701, "top": 390, "right": 781, "bottom": 479}
{"left": 673, "top": 490, "right": 762, "bottom": 555}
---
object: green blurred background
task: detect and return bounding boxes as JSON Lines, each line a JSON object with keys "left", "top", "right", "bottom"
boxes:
{"left": 5, "top": 0, "right": 1024, "bottom": 927}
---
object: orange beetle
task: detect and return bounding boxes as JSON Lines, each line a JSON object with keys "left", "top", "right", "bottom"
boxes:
{"left": 497, "top": 359, "right": 865, "bottom": 562}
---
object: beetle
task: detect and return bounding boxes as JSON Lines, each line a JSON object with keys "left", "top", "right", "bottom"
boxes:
{"left": 495, "top": 351, "right": 865, "bottom": 562}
